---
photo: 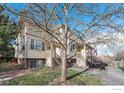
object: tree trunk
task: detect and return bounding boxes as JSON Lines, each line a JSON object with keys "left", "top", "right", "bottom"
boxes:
{"left": 61, "top": 5, "right": 68, "bottom": 82}
{"left": 61, "top": 49, "right": 67, "bottom": 82}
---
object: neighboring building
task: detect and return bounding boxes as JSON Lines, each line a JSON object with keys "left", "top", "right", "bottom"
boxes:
{"left": 98, "top": 56, "right": 114, "bottom": 62}
{"left": 15, "top": 17, "right": 94, "bottom": 69}
{"left": 108, "top": 61, "right": 124, "bottom": 67}
{"left": 98, "top": 56, "right": 124, "bottom": 67}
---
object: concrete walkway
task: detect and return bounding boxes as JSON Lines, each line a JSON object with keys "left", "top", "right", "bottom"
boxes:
{"left": 0, "top": 69, "right": 27, "bottom": 82}
{"left": 86, "top": 67, "right": 124, "bottom": 85}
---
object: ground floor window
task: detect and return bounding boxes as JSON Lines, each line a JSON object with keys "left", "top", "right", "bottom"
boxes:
{"left": 30, "top": 60, "right": 37, "bottom": 68}
{"left": 26, "top": 59, "right": 46, "bottom": 69}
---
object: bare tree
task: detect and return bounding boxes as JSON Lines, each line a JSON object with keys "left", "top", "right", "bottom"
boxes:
{"left": 4, "top": 3, "right": 124, "bottom": 82}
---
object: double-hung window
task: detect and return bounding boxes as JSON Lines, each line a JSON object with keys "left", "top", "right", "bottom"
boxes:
{"left": 70, "top": 43, "right": 75, "bottom": 52}
{"left": 30, "top": 38, "right": 34, "bottom": 49}
{"left": 35, "top": 40, "right": 41, "bottom": 50}
{"left": 42, "top": 41, "right": 45, "bottom": 51}
{"left": 30, "top": 38, "right": 45, "bottom": 51}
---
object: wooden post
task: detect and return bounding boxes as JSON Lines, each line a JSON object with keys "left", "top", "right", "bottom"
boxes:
{"left": 24, "top": 25, "right": 28, "bottom": 68}
{"left": 17, "top": 35, "right": 20, "bottom": 64}
{"left": 84, "top": 44, "right": 86, "bottom": 66}
{"left": 50, "top": 42, "right": 53, "bottom": 67}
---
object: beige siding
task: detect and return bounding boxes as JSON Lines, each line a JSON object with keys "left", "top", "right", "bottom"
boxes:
{"left": 27, "top": 51, "right": 46, "bottom": 58}
{"left": 15, "top": 22, "right": 92, "bottom": 68}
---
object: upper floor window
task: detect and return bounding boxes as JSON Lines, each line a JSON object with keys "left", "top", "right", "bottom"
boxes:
{"left": 30, "top": 38, "right": 45, "bottom": 51}
{"left": 42, "top": 41, "right": 45, "bottom": 51}
{"left": 35, "top": 40, "right": 41, "bottom": 50}
{"left": 19, "top": 36, "right": 25, "bottom": 51}
{"left": 30, "top": 38, "right": 34, "bottom": 49}
{"left": 70, "top": 43, "right": 75, "bottom": 52}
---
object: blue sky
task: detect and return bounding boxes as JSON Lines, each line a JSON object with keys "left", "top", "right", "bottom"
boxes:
{"left": 5, "top": 3, "right": 101, "bottom": 26}
{"left": 5, "top": 3, "right": 112, "bottom": 27}
{"left": 7, "top": 3, "right": 26, "bottom": 10}
{"left": 5, "top": 3, "right": 124, "bottom": 56}
{"left": 4, "top": 4, "right": 27, "bottom": 22}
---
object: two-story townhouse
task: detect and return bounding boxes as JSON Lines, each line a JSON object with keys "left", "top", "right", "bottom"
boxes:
{"left": 15, "top": 17, "right": 94, "bottom": 69}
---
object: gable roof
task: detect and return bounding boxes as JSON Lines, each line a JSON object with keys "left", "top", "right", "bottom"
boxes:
{"left": 18, "top": 17, "right": 93, "bottom": 49}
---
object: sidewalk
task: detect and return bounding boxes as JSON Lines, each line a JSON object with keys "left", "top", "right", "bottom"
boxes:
{"left": 0, "top": 69, "right": 26, "bottom": 82}
{"left": 86, "top": 67, "right": 124, "bottom": 85}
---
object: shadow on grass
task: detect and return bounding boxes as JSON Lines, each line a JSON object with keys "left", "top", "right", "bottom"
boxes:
{"left": 66, "top": 68, "right": 89, "bottom": 80}
{"left": 119, "top": 67, "right": 124, "bottom": 72}
{"left": 65, "top": 68, "right": 89, "bottom": 85}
